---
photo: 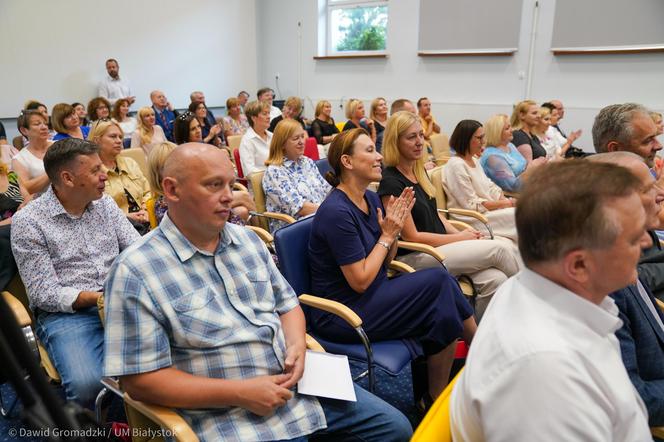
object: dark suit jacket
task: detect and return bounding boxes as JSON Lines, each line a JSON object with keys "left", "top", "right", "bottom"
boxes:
{"left": 639, "top": 231, "right": 664, "bottom": 300}
{"left": 611, "top": 281, "right": 664, "bottom": 425}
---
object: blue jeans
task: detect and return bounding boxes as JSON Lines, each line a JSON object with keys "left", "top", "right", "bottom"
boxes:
{"left": 36, "top": 306, "right": 104, "bottom": 409}
{"left": 276, "top": 384, "right": 413, "bottom": 442}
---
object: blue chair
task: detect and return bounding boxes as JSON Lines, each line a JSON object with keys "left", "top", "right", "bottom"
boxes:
{"left": 274, "top": 216, "right": 423, "bottom": 393}
{"left": 123, "top": 138, "right": 132, "bottom": 149}
{"left": 315, "top": 158, "right": 332, "bottom": 179}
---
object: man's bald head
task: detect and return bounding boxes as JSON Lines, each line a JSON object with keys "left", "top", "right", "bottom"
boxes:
{"left": 163, "top": 143, "right": 230, "bottom": 183}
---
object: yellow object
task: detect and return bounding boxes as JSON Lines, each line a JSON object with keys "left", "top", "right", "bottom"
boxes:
{"left": 119, "top": 147, "right": 149, "bottom": 177}
{"left": 411, "top": 369, "right": 463, "bottom": 442}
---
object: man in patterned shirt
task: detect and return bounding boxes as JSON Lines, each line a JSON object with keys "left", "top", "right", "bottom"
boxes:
{"left": 103, "top": 143, "right": 412, "bottom": 441}
{"left": 11, "top": 138, "right": 140, "bottom": 408}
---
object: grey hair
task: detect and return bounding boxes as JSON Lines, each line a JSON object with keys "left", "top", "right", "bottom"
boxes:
{"left": 587, "top": 150, "right": 646, "bottom": 166}
{"left": 592, "top": 103, "right": 649, "bottom": 152}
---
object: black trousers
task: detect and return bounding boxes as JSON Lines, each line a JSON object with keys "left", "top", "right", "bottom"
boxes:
{"left": 0, "top": 224, "right": 17, "bottom": 291}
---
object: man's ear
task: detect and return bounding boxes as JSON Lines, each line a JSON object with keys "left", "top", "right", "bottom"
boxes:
{"left": 59, "top": 170, "right": 75, "bottom": 188}
{"left": 162, "top": 177, "right": 179, "bottom": 202}
{"left": 561, "top": 249, "right": 590, "bottom": 285}
{"left": 606, "top": 140, "right": 621, "bottom": 153}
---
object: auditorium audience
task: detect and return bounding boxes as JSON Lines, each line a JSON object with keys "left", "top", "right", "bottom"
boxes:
{"left": 150, "top": 90, "right": 177, "bottom": 142}
{"left": 257, "top": 87, "right": 282, "bottom": 120}
{"left": 12, "top": 138, "right": 140, "bottom": 409}
{"left": 131, "top": 106, "right": 167, "bottom": 155}
{"left": 189, "top": 101, "right": 223, "bottom": 147}
{"left": 72, "top": 102, "right": 89, "bottom": 127}
{"left": 444, "top": 120, "right": 518, "bottom": 241}
{"left": 89, "top": 120, "right": 151, "bottom": 232}
{"left": 104, "top": 143, "right": 412, "bottom": 442}
{"left": 310, "top": 100, "right": 339, "bottom": 146}
{"left": 24, "top": 100, "right": 49, "bottom": 122}
{"left": 480, "top": 113, "right": 544, "bottom": 192}
{"left": 262, "top": 119, "right": 331, "bottom": 231}
{"left": 268, "top": 96, "right": 306, "bottom": 133}
{"left": 98, "top": 58, "right": 134, "bottom": 106}
{"left": 111, "top": 98, "right": 137, "bottom": 139}
{"left": 540, "top": 102, "right": 580, "bottom": 159}
{"left": 417, "top": 97, "right": 441, "bottom": 143}
{"left": 222, "top": 97, "right": 250, "bottom": 138}
{"left": 593, "top": 103, "right": 664, "bottom": 298}
{"left": 549, "top": 99, "right": 581, "bottom": 141}
{"left": 239, "top": 100, "right": 273, "bottom": 176}
{"left": 87, "top": 97, "right": 112, "bottom": 125}
{"left": 533, "top": 106, "right": 561, "bottom": 159}
{"left": 173, "top": 112, "right": 203, "bottom": 145}
{"left": 510, "top": 99, "right": 547, "bottom": 162}
{"left": 589, "top": 151, "right": 664, "bottom": 426}
{"left": 12, "top": 110, "right": 52, "bottom": 194}
{"left": 309, "top": 128, "right": 477, "bottom": 401}
{"left": 378, "top": 112, "right": 519, "bottom": 319}
{"left": 451, "top": 160, "right": 652, "bottom": 440}
{"left": 51, "top": 103, "right": 90, "bottom": 141}
{"left": 343, "top": 99, "right": 376, "bottom": 143}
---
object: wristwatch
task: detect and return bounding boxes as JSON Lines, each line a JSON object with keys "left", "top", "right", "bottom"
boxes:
{"left": 377, "top": 240, "right": 391, "bottom": 251}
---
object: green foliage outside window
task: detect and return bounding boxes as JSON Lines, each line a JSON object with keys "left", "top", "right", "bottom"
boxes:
{"left": 335, "top": 6, "right": 387, "bottom": 51}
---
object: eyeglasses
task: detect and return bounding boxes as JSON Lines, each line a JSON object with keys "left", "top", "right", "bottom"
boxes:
{"left": 177, "top": 111, "right": 193, "bottom": 121}
{"left": 474, "top": 134, "right": 486, "bottom": 141}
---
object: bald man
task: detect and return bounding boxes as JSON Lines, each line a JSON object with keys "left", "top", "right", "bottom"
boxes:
{"left": 103, "top": 144, "right": 412, "bottom": 442}
{"left": 150, "top": 90, "right": 178, "bottom": 142}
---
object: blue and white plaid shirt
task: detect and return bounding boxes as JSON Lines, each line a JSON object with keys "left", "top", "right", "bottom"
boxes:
{"left": 103, "top": 214, "right": 326, "bottom": 441}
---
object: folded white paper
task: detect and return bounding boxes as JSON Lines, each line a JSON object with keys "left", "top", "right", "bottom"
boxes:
{"left": 297, "top": 350, "right": 357, "bottom": 402}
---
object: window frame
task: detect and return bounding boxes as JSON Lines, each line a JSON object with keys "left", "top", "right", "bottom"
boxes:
{"left": 323, "top": 0, "right": 389, "bottom": 57}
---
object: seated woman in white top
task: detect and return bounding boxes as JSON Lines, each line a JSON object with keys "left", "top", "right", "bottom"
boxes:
{"left": 238, "top": 100, "right": 273, "bottom": 177}
{"left": 262, "top": 119, "right": 331, "bottom": 231}
{"left": 541, "top": 102, "right": 581, "bottom": 159}
{"left": 443, "top": 119, "right": 518, "bottom": 242}
{"left": 12, "top": 110, "right": 53, "bottom": 195}
{"left": 112, "top": 98, "right": 137, "bottom": 139}
{"left": 131, "top": 106, "right": 167, "bottom": 155}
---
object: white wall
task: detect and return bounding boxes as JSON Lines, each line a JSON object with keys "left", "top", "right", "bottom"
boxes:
{"left": 0, "top": 0, "right": 257, "bottom": 138}
{"left": 256, "top": 0, "right": 664, "bottom": 151}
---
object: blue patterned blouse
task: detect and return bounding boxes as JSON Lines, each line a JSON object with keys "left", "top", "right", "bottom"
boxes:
{"left": 479, "top": 143, "right": 528, "bottom": 192}
{"left": 262, "top": 156, "right": 332, "bottom": 231}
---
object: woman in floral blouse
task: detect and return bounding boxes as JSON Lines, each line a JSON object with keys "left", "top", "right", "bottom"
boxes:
{"left": 262, "top": 119, "right": 331, "bottom": 231}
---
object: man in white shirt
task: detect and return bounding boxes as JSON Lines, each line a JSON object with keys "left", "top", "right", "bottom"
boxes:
{"left": 257, "top": 87, "right": 282, "bottom": 120}
{"left": 98, "top": 58, "right": 135, "bottom": 106}
{"left": 450, "top": 160, "right": 652, "bottom": 441}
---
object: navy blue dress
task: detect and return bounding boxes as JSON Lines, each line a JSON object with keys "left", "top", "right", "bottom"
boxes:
{"left": 309, "top": 188, "right": 473, "bottom": 355}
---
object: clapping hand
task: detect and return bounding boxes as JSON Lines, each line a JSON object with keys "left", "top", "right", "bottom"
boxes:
{"left": 378, "top": 187, "right": 415, "bottom": 241}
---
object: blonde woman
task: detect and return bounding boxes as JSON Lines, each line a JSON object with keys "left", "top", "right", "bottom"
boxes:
{"left": 90, "top": 120, "right": 151, "bottom": 231}
{"left": 342, "top": 99, "right": 376, "bottom": 143}
{"left": 370, "top": 97, "right": 388, "bottom": 136}
{"left": 268, "top": 96, "right": 306, "bottom": 133}
{"left": 130, "top": 106, "right": 167, "bottom": 155}
{"left": 262, "top": 119, "right": 331, "bottom": 231}
{"left": 310, "top": 100, "right": 339, "bottom": 145}
{"left": 510, "top": 100, "right": 547, "bottom": 162}
{"left": 378, "top": 111, "right": 519, "bottom": 319}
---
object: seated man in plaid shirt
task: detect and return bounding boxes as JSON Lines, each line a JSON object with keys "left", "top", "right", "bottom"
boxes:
{"left": 103, "top": 143, "right": 412, "bottom": 442}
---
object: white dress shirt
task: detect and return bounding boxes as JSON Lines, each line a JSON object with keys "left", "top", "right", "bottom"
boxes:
{"left": 238, "top": 127, "right": 272, "bottom": 176}
{"left": 450, "top": 268, "right": 650, "bottom": 442}
{"left": 98, "top": 75, "right": 132, "bottom": 105}
{"left": 270, "top": 105, "right": 282, "bottom": 121}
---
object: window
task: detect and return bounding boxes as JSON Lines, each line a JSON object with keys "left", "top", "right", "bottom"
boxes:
{"left": 321, "top": 0, "right": 388, "bottom": 56}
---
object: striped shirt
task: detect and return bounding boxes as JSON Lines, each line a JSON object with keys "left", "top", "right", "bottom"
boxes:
{"left": 103, "top": 214, "right": 326, "bottom": 441}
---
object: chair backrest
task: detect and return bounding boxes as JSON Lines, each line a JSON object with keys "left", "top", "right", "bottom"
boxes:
{"left": 233, "top": 148, "right": 244, "bottom": 178}
{"left": 119, "top": 148, "right": 149, "bottom": 177}
{"left": 304, "top": 137, "right": 320, "bottom": 160}
{"left": 411, "top": 368, "right": 463, "bottom": 442}
{"left": 248, "top": 170, "right": 270, "bottom": 231}
{"left": 430, "top": 133, "right": 450, "bottom": 160}
{"left": 429, "top": 165, "right": 448, "bottom": 212}
{"left": 274, "top": 217, "right": 313, "bottom": 296}
{"left": 227, "top": 134, "right": 242, "bottom": 151}
{"left": 122, "top": 138, "right": 131, "bottom": 149}
{"left": 315, "top": 158, "right": 332, "bottom": 179}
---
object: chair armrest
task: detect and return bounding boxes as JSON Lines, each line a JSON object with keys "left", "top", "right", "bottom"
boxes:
{"left": 123, "top": 393, "right": 200, "bottom": 442}
{"left": 306, "top": 334, "right": 326, "bottom": 352}
{"left": 652, "top": 427, "right": 664, "bottom": 439}
{"left": 2, "top": 291, "right": 32, "bottom": 327}
{"left": 233, "top": 182, "right": 248, "bottom": 192}
{"left": 656, "top": 298, "right": 664, "bottom": 312}
{"left": 449, "top": 220, "right": 475, "bottom": 232}
{"left": 299, "top": 294, "right": 363, "bottom": 328}
{"left": 245, "top": 225, "right": 274, "bottom": 244}
{"left": 397, "top": 241, "right": 446, "bottom": 262}
{"left": 249, "top": 211, "right": 296, "bottom": 225}
{"left": 388, "top": 260, "right": 415, "bottom": 274}
{"left": 503, "top": 191, "right": 519, "bottom": 199}
{"left": 444, "top": 208, "right": 489, "bottom": 224}
{"left": 97, "top": 294, "right": 105, "bottom": 326}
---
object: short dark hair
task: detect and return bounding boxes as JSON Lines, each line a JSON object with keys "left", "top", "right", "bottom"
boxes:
{"left": 87, "top": 97, "right": 112, "bottom": 122}
{"left": 541, "top": 102, "right": 556, "bottom": 112}
{"left": 416, "top": 97, "right": 428, "bottom": 108}
{"left": 24, "top": 100, "right": 46, "bottom": 111}
{"left": 44, "top": 138, "right": 99, "bottom": 184}
{"left": 390, "top": 99, "right": 412, "bottom": 115}
{"left": 105, "top": 58, "right": 118, "bottom": 65}
{"left": 17, "top": 110, "right": 47, "bottom": 133}
{"left": 256, "top": 87, "right": 273, "bottom": 99}
{"left": 449, "top": 119, "right": 482, "bottom": 156}
{"left": 238, "top": 90, "right": 249, "bottom": 98}
{"left": 517, "top": 160, "right": 642, "bottom": 266}
{"left": 173, "top": 112, "right": 196, "bottom": 145}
